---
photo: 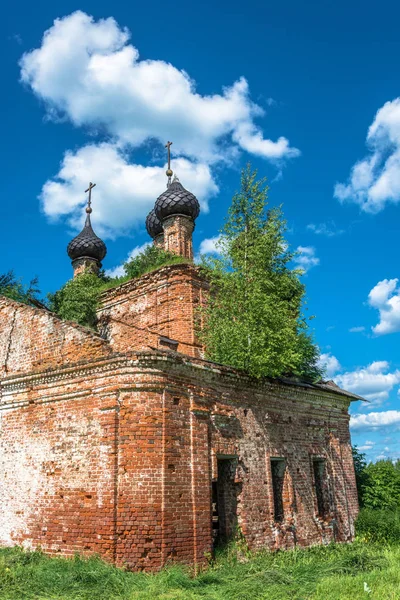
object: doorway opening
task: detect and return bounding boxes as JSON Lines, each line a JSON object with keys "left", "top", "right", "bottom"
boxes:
{"left": 212, "top": 457, "right": 239, "bottom": 547}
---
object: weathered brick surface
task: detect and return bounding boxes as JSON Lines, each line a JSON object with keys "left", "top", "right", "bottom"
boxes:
{"left": 0, "top": 297, "right": 112, "bottom": 376}
{"left": 97, "top": 264, "right": 208, "bottom": 359}
{"left": 162, "top": 215, "right": 195, "bottom": 259}
{"left": 0, "top": 264, "right": 359, "bottom": 571}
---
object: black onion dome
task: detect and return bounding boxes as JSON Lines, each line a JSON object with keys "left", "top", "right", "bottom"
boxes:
{"left": 155, "top": 178, "right": 200, "bottom": 222}
{"left": 146, "top": 209, "right": 163, "bottom": 239}
{"left": 67, "top": 213, "right": 107, "bottom": 262}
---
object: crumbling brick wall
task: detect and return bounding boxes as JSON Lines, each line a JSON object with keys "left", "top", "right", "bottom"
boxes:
{"left": 157, "top": 355, "right": 359, "bottom": 554}
{"left": 0, "top": 347, "right": 358, "bottom": 570}
{"left": 0, "top": 297, "right": 111, "bottom": 376}
{"left": 97, "top": 264, "right": 208, "bottom": 358}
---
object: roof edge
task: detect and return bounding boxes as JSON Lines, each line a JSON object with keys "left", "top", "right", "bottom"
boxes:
{"left": 98, "top": 262, "right": 207, "bottom": 301}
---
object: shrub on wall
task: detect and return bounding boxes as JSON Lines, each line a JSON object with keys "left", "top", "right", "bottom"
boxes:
{"left": 0, "top": 271, "right": 40, "bottom": 305}
{"left": 48, "top": 273, "right": 104, "bottom": 329}
{"left": 48, "top": 246, "right": 190, "bottom": 329}
{"left": 123, "top": 245, "right": 189, "bottom": 279}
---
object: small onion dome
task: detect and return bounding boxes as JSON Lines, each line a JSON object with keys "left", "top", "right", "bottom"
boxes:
{"left": 67, "top": 211, "right": 107, "bottom": 262}
{"left": 145, "top": 208, "right": 163, "bottom": 239}
{"left": 155, "top": 177, "right": 200, "bottom": 222}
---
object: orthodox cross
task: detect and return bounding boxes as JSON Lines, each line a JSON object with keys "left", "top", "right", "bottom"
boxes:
{"left": 85, "top": 182, "right": 96, "bottom": 212}
{"left": 165, "top": 141, "right": 172, "bottom": 171}
{"left": 165, "top": 141, "right": 173, "bottom": 186}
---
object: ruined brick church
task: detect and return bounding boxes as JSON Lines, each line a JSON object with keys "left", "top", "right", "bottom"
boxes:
{"left": 0, "top": 157, "right": 361, "bottom": 571}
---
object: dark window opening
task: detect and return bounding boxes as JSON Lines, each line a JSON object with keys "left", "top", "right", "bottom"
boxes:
{"left": 271, "top": 458, "right": 286, "bottom": 522}
{"left": 313, "top": 459, "right": 329, "bottom": 518}
{"left": 213, "top": 457, "right": 239, "bottom": 547}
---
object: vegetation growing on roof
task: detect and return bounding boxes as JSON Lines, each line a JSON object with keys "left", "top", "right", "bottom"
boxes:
{"left": 199, "top": 165, "right": 322, "bottom": 382}
{"left": 0, "top": 271, "right": 41, "bottom": 306}
{"left": 123, "top": 245, "right": 190, "bottom": 279}
{"left": 48, "top": 245, "right": 190, "bottom": 328}
{"left": 47, "top": 272, "right": 105, "bottom": 329}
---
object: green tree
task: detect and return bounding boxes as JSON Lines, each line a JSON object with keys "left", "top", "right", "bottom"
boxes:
{"left": 352, "top": 445, "right": 368, "bottom": 506}
{"left": 362, "top": 459, "right": 400, "bottom": 510}
{"left": 200, "top": 165, "right": 321, "bottom": 381}
{"left": 0, "top": 271, "right": 40, "bottom": 305}
{"left": 48, "top": 273, "right": 104, "bottom": 329}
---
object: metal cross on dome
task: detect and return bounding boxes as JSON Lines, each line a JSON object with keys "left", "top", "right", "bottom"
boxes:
{"left": 165, "top": 141, "right": 173, "bottom": 186}
{"left": 85, "top": 182, "right": 96, "bottom": 213}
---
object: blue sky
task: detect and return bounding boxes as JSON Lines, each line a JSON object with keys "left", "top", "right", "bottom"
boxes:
{"left": 2, "top": 0, "right": 400, "bottom": 461}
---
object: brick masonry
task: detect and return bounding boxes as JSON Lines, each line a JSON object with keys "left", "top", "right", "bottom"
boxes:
{"left": 97, "top": 263, "right": 209, "bottom": 358}
{"left": 162, "top": 215, "right": 195, "bottom": 260}
{"left": 0, "top": 264, "right": 360, "bottom": 571}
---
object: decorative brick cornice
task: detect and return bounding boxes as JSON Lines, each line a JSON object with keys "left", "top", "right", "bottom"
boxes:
{"left": 131, "top": 350, "right": 360, "bottom": 405}
{"left": 0, "top": 345, "right": 360, "bottom": 411}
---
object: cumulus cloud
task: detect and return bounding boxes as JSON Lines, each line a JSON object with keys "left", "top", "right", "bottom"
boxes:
{"left": 357, "top": 440, "right": 375, "bottom": 451}
{"left": 293, "top": 246, "right": 320, "bottom": 272}
{"left": 350, "top": 410, "right": 400, "bottom": 431}
{"left": 41, "top": 143, "right": 218, "bottom": 237}
{"left": 318, "top": 353, "right": 341, "bottom": 378}
{"left": 105, "top": 242, "right": 150, "bottom": 278}
{"left": 198, "top": 235, "right": 223, "bottom": 255}
{"left": 368, "top": 278, "right": 400, "bottom": 335}
{"left": 335, "top": 361, "right": 400, "bottom": 404}
{"left": 334, "top": 98, "right": 400, "bottom": 212}
{"left": 20, "top": 11, "right": 299, "bottom": 165}
{"left": 307, "top": 222, "right": 344, "bottom": 237}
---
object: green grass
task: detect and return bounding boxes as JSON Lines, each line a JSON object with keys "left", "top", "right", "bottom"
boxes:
{"left": 0, "top": 540, "right": 399, "bottom": 600}
{"left": 356, "top": 509, "right": 400, "bottom": 544}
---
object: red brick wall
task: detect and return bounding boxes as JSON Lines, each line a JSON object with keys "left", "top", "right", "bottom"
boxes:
{"left": 0, "top": 390, "right": 117, "bottom": 558}
{"left": 97, "top": 264, "right": 208, "bottom": 358}
{"left": 0, "top": 275, "right": 359, "bottom": 571}
{"left": 0, "top": 297, "right": 111, "bottom": 376}
{"left": 0, "top": 349, "right": 358, "bottom": 570}
{"left": 162, "top": 215, "right": 194, "bottom": 259}
{"left": 157, "top": 355, "right": 359, "bottom": 554}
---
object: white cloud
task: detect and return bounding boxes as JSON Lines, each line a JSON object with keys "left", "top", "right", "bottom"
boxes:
{"left": 293, "top": 246, "right": 320, "bottom": 272}
{"left": 334, "top": 98, "right": 400, "bottom": 212}
{"left": 349, "top": 326, "right": 366, "bottom": 333}
{"left": 318, "top": 353, "right": 341, "bottom": 378}
{"left": 335, "top": 361, "right": 400, "bottom": 404}
{"left": 41, "top": 143, "right": 218, "bottom": 237}
{"left": 358, "top": 440, "right": 375, "bottom": 451}
{"left": 368, "top": 278, "right": 400, "bottom": 335}
{"left": 199, "top": 235, "right": 223, "bottom": 255}
{"left": 307, "top": 222, "right": 344, "bottom": 237}
{"left": 350, "top": 410, "right": 400, "bottom": 431}
{"left": 232, "top": 123, "right": 300, "bottom": 160}
{"left": 105, "top": 242, "right": 150, "bottom": 278}
{"left": 20, "top": 11, "right": 299, "bottom": 164}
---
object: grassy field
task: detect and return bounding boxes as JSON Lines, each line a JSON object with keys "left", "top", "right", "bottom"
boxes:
{"left": 0, "top": 540, "right": 399, "bottom": 600}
